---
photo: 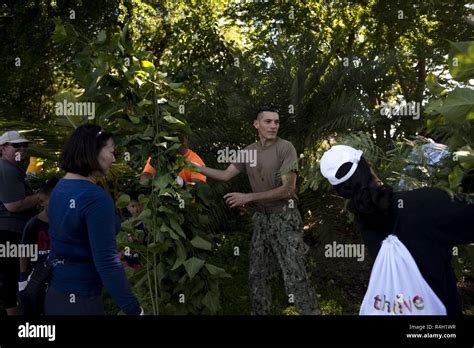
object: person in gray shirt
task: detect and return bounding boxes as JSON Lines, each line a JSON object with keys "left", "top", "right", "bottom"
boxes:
{"left": 0, "top": 131, "right": 40, "bottom": 315}
{"left": 191, "top": 107, "right": 320, "bottom": 315}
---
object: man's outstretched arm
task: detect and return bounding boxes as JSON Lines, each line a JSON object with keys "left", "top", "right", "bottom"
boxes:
{"left": 192, "top": 163, "right": 241, "bottom": 182}
{"left": 224, "top": 172, "right": 296, "bottom": 208}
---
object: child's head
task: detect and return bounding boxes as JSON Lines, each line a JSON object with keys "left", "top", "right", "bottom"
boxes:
{"left": 125, "top": 191, "right": 145, "bottom": 218}
{"left": 38, "top": 178, "right": 59, "bottom": 212}
{"left": 126, "top": 200, "right": 144, "bottom": 218}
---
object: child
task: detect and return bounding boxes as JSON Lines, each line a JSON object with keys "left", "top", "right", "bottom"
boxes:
{"left": 120, "top": 192, "right": 146, "bottom": 270}
{"left": 18, "top": 178, "right": 58, "bottom": 314}
{"left": 18, "top": 178, "right": 58, "bottom": 316}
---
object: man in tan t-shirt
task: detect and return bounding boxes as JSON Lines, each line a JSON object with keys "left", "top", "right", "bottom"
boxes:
{"left": 191, "top": 106, "right": 320, "bottom": 315}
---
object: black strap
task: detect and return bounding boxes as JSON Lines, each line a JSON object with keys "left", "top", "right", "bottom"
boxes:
{"left": 391, "top": 209, "right": 401, "bottom": 235}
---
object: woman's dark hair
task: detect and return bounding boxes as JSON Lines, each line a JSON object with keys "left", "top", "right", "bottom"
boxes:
{"left": 60, "top": 124, "right": 113, "bottom": 177}
{"left": 333, "top": 156, "right": 394, "bottom": 229}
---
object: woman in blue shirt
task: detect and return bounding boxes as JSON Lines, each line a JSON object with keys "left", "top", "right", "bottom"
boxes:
{"left": 44, "top": 125, "right": 142, "bottom": 315}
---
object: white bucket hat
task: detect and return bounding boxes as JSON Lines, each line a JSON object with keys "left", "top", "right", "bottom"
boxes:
{"left": 320, "top": 145, "right": 363, "bottom": 185}
{"left": 0, "top": 131, "right": 32, "bottom": 145}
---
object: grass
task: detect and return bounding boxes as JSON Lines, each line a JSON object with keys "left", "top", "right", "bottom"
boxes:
{"left": 208, "top": 228, "right": 358, "bottom": 315}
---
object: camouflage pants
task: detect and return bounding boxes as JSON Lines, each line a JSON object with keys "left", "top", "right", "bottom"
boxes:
{"left": 249, "top": 209, "right": 320, "bottom": 315}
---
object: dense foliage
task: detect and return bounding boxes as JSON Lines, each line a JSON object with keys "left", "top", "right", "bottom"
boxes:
{"left": 1, "top": 0, "right": 473, "bottom": 314}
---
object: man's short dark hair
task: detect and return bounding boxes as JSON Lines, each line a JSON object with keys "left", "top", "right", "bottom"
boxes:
{"left": 60, "top": 124, "right": 113, "bottom": 177}
{"left": 256, "top": 105, "right": 279, "bottom": 120}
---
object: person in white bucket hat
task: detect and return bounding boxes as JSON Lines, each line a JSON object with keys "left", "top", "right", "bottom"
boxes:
{"left": 320, "top": 145, "right": 363, "bottom": 186}
{"left": 0, "top": 131, "right": 32, "bottom": 156}
{"left": 320, "top": 144, "right": 474, "bottom": 316}
{"left": 0, "top": 130, "right": 40, "bottom": 315}
{"left": 0, "top": 130, "right": 32, "bottom": 144}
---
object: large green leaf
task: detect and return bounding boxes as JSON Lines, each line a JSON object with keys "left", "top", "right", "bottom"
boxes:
{"left": 201, "top": 290, "right": 220, "bottom": 313}
{"left": 188, "top": 279, "right": 205, "bottom": 298}
{"left": 190, "top": 236, "right": 212, "bottom": 251}
{"left": 141, "top": 60, "right": 155, "bottom": 75}
{"left": 157, "top": 205, "right": 175, "bottom": 214}
{"left": 137, "top": 209, "right": 152, "bottom": 220}
{"left": 171, "top": 240, "right": 187, "bottom": 270}
{"left": 184, "top": 257, "right": 205, "bottom": 279}
{"left": 154, "top": 174, "right": 173, "bottom": 189}
{"left": 158, "top": 188, "right": 174, "bottom": 197}
{"left": 170, "top": 218, "right": 186, "bottom": 239}
{"left": 52, "top": 18, "right": 67, "bottom": 43}
{"left": 449, "top": 41, "right": 474, "bottom": 82}
{"left": 448, "top": 165, "right": 465, "bottom": 189}
{"left": 129, "top": 115, "right": 140, "bottom": 124}
{"left": 205, "top": 263, "right": 231, "bottom": 278}
{"left": 167, "top": 82, "right": 183, "bottom": 89}
{"left": 425, "top": 74, "right": 446, "bottom": 97}
{"left": 156, "top": 262, "right": 167, "bottom": 283}
{"left": 161, "top": 224, "right": 179, "bottom": 240}
{"left": 425, "top": 88, "right": 474, "bottom": 124}
{"left": 163, "top": 115, "right": 185, "bottom": 126}
{"left": 116, "top": 194, "right": 131, "bottom": 209}
{"left": 147, "top": 242, "right": 161, "bottom": 254}
{"left": 96, "top": 101, "right": 126, "bottom": 120}
{"left": 141, "top": 60, "right": 155, "bottom": 69}
{"left": 165, "top": 143, "right": 181, "bottom": 154}
{"left": 163, "top": 136, "right": 180, "bottom": 142}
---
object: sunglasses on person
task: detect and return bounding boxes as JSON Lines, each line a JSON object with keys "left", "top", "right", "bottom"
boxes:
{"left": 6, "top": 142, "right": 29, "bottom": 148}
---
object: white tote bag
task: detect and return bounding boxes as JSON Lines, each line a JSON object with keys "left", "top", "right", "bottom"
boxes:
{"left": 360, "top": 234, "right": 446, "bottom": 315}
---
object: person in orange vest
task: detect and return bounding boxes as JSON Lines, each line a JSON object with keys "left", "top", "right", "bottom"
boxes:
{"left": 140, "top": 136, "right": 206, "bottom": 186}
{"left": 26, "top": 157, "right": 43, "bottom": 177}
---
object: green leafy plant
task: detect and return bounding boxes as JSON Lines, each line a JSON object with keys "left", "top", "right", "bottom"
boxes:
{"left": 52, "top": 18, "right": 230, "bottom": 315}
{"left": 425, "top": 40, "right": 474, "bottom": 193}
